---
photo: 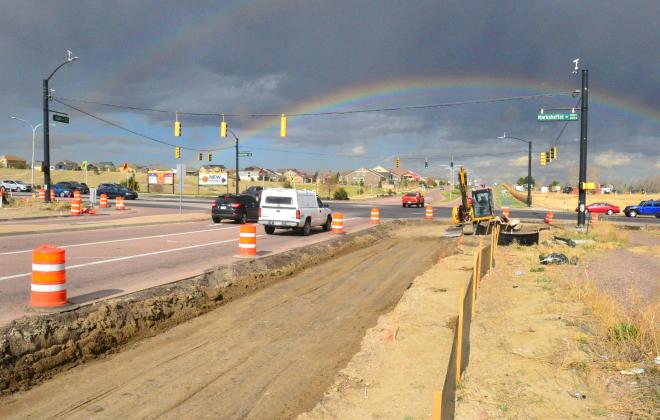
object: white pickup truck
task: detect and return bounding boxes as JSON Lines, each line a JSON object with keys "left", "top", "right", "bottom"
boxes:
{"left": 258, "top": 188, "right": 332, "bottom": 236}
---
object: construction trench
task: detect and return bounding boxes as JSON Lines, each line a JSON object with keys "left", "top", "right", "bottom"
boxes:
{"left": 0, "top": 220, "right": 465, "bottom": 418}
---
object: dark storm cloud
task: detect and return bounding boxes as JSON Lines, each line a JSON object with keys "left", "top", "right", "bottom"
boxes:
{"left": 0, "top": 0, "right": 658, "bottom": 180}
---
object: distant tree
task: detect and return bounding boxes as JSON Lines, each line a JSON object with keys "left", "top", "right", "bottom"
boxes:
{"left": 549, "top": 180, "right": 561, "bottom": 188}
{"left": 282, "top": 180, "right": 292, "bottom": 189}
{"left": 333, "top": 187, "right": 349, "bottom": 200}
{"left": 334, "top": 171, "right": 341, "bottom": 184}
{"left": 516, "top": 175, "right": 535, "bottom": 186}
{"left": 312, "top": 171, "right": 319, "bottom": 182}
{"left": 378, "top": 180, "right": 383, "bottom": 189}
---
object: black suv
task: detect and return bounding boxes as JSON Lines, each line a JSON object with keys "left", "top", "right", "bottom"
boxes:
{"left": 241, "top": 186, "right": 264, "bottom": 202}
{"left": 212, "top": 194, "right": 259, "bottom": 224}
{"left": 96, "top": 183, "right": 138, "bottom": 199}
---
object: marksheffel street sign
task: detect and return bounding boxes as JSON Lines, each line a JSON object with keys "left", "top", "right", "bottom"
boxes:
{"left": 537, "top": 112, "right": 578, "bottom": 122}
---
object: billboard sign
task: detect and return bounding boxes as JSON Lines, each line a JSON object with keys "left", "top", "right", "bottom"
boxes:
{"left": 148, "top": 171, "right": 174, "bottom": 185}
{"left": 199, "top": 172, "right": 228, "bottom": 186}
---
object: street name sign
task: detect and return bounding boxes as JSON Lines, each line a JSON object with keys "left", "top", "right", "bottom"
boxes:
{"left": 52, "top": 114, "right": 69, "bottom": 123}
{"left": 537, "top": 113, "right": 578, "bottom": 122}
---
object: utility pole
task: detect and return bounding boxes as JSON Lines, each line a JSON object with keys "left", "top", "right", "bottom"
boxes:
{"left": 577, "top": 68, "right": 589, "bottom": 228}
{"left": 228, "top": 129, "right": 239, "bottom": 194}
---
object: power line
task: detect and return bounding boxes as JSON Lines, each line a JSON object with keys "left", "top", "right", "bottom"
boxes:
{"left": 52, "top": 98, "right": 234, "bottom": 152}
{"left": 53, "top": 92, "right": 574, "bottom": 118}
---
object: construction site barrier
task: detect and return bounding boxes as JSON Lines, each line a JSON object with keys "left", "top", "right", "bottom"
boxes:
{"left": 115, "top": 196, "right": 126, "bottom": 210}
{"left": 331, "top": 213, "right": 345, "bottom": 233}
{"left": 425, "top": 205, "right": 433, "bottom": 220}
{"left": 370, "top": 208, "right": 380, "bottom": 224}
{"left": 38, "top": 189, "right": 45, "bottom": 201}
{"left": 70, "top": 198, "right": 82, "bottom": 216}
{"left": 502, "top": 207, "right": 510, "bottom": 218}
{"left": 30, "top": 244, "right": 67, "bottom": 308}
{"left": 99, "top": 194, "right": 108, "bottom": 208}
{"left": 50, "top": 190, "right": 55, "bottom": 201}
{"left": 544, "top": 211, "right": 554, "bottom": 224}
{"left": 591, "top": 213, "right": 598, "bottom": 224}
{"left": 434, "top": 225, "right": 500, "bottom": 420}
{"left": 73, "top": 190, "right": 81, "bottom": 200}
{"left": 238, "top": 224, "right": 257, "bottom": 257}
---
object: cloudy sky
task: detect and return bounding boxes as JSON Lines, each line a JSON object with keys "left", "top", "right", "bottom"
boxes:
{"left": 1, "top": 0, "right": 658, "bottom": 185}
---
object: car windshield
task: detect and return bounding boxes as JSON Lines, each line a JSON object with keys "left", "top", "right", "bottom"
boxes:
{"left": 216, "top": 195, "right": 238, "bottom": 204}
{"left": 406, "top": 193, "right": 417, "bottom": 197}
{"left": 265, "top": 196, "right": 293, "bottom": 205}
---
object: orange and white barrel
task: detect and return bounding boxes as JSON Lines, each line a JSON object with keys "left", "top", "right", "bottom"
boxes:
{"left": 99, "top": 194, "right": 108, "bottom": 208}
{"left": 73, "top": 190, "right": 81, "bottom": 200}
{"left": 591, "top": 213, "right": 598, "bottom": 224}
{"left": 38, "top": 189, "right": 46, "bottom": 201}
{"left": 115, "top": 196, "right": 125, "bottom": 210}
{"left": 50, "top": 190, "right": 55, "bottom": 201}
{"left": 331, "top": 213, "right": 345, "bottom": 233}
{"left": 370, "top": 208, "right": 380, "bottom": 224}
{"left": 425, "top": 205, "right": 433, "bottom": 220}
{"left": 70, "top": 198, "right": 82, "bottom": 216}
{"left": 238, "top": 224, "right": 257, "bottom": 257}
{"left": 502, "top": 207, "right": 510, "bottom": 218}
{"left": 30, "top": 244, "right": 67, "bottom": 308}
{"left": 544, "top": 211, "right": 554, "bottom": 224}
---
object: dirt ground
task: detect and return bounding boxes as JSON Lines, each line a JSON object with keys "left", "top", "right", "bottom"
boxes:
{"left": 0, "top": 225, "right": 454, "bottom": 419}
{"left": 455, "top": 226, "right": 659, "bottom": 419}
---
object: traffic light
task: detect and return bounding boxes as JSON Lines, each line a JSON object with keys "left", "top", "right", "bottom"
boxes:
{"left": 396, "top": 157, "right": 400, "bottom": 168}
{"left": 174, "top": 121, "right": 182, "bottom": 137}
{"left": 424, "top": 159, "right": 428, "bottom": 168}
{"left": 175, "top": 146, "right": 181, "bottom": 159}
{"left": 198, "top": 152, "right": 203, "bottom": 161}
{"left": 547, "top": 150, "right": 552, "bottom": 163}
{"left": 540, "top": 152, "right": 546, "bottom": 166}
{"left": 208, "top": 152, "right": 212, "bottom": 162}
{"left": 280, "top": 114, "right": 287, "bottom": 137}
{"left": 220, "top": 121, "right": 227, "bottom": 138}
{"left": 550, "top": 145, "right": 557, "bottom": 160}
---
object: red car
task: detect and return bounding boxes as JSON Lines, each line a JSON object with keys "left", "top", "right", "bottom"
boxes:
{"left": 402, "top": 192, "right": 425, "bottom": 207}
{"left": 576, "top": 202, "right": 620, "bottom": 215}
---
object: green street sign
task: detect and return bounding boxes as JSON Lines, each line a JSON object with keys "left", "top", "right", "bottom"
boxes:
{"left": 238, "top": 152, "right": 253, "bottom": 157}
{"left": 53, "top": 114, "right": 69, "bottom": 124}
{"left": 537, "top": 112, "right": 578, "bottom": 122}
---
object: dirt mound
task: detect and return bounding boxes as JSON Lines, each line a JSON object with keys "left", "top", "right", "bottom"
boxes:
{"left": 0, "top": 220, "right": 437, "bottom": 395}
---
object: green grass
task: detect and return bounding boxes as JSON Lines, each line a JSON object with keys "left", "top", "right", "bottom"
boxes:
{"left": 493, "top": 185, "right": 526, "bottom": 208}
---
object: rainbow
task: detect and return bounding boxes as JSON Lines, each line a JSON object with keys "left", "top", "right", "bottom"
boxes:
{"left": 238, "top": 75, "right": 659, "bottom": 141}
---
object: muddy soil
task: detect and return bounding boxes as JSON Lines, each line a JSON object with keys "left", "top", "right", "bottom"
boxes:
{"left": 0, "top": 226, "right": 454, "bottom": 419}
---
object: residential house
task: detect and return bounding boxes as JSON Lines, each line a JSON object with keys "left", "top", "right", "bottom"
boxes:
{"left": 95, "top": 162, "right": 116, "bottom": 172}
{"left": 390, "top": 168, "right": 422, "bottom": 183}
{"left": 281, "top": 169, "right": 307, "bottom": 184}
{"left": 199, "top": 164, "right": 227, "bottom": 173}
{"left": 0, "top": 155, "right": 27, "bottom": 168}
{"left": 371, "top": 165, "right": 394, "bottom": 183}
{"left": 343, "top": 167, "right": 387, "bottom": 187}
{"left": 55, "top": 160, "right": 79, "bottom": 170}
{"left": 239, "top": 166, "right": 262, "bottom": 181}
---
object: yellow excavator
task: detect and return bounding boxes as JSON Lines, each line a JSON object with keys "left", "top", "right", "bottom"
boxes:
{"left": 451, "top": 167, "right": 495, "bottom": 234}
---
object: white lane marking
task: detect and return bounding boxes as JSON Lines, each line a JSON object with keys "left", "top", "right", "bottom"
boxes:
{"left": 0, "top": 236, "right": 263, "bottom": 282}
{"left": 0, "top": 225, "right": 240, "bottom": 256}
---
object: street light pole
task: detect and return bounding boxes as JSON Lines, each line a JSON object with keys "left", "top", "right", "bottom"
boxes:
{"left": 42, "top": 51, "right": 78, "bottom": 202}
{"left": 11, "top": 117, "right": 44, "bottom": 190}
{"left": 498, "top": 133, "right": 532, "bottom": 207}
{"left": 228, "top": 129, "right": 240, "bottom": 194}
{"left": 577, "top": 69, "right": 589, "bottom": 228}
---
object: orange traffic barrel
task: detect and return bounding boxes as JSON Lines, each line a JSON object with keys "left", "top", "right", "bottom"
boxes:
{"left": 115, "top": 196, "right": 125, "bottom": 210}
{"left": 370, "top": 208, "right": 380, "bottom": 224}
{"left": 70, "top": 198, "right": 82, "bottom": 216}
{"left": 544, "top": 211, "right": 554, "bottom": 224}
{"left": 73, "top": 190, "right": 81, "bottom": 199}
{"left": 238, "top": 224, "right": 257, "bottom": 257}
{"left": 30, "top": 244, "right": 67, "bottom": 308}
{"left": 50, "top": 190, "right": 55, "bottom": 201}
{"left": 425, "top": 205, "right": 433, "bottom": 219}
{"left": 591, "top": 213, "right": 598, "bottom": 224}
{"left": 331, "top": 213, "right": 345, "bottom": 233}
{"left": 38, "top": 189, "right": 45, "bottom": 201}
{"left": 502, "top": 207, "right": 510, "bottom": 218}
{"left": 99, "top": 194, "right": 108, "bottom": 208}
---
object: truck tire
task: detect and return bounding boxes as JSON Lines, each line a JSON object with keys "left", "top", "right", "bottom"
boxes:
{"left": 301, "top": 218, "right": 311, "bottom": 236}
{"left": 265, "top": 225, "right": 275, "bottom": 234}
{"left": 322, "top": 216, "right": 332, "bottom": 232}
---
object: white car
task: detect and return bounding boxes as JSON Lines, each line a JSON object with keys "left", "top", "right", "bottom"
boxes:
{"left": 258, "top": 188, "right": 332, "bottom": 236}
{"left": 1, "top": 180, "right": 22, "bottom": 192}
{"left": 12, "top": 180, "right": 31, "bottom": 192}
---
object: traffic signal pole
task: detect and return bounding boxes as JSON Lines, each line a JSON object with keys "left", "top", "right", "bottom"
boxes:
{"left": 577, "top": 69, "right": 589, "bottom": 228}
{"left": 527, "top": 140, "right": 532, "bottom": 207}
{"left": 42, "top": 79, "right": 51, "bottom": 202}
